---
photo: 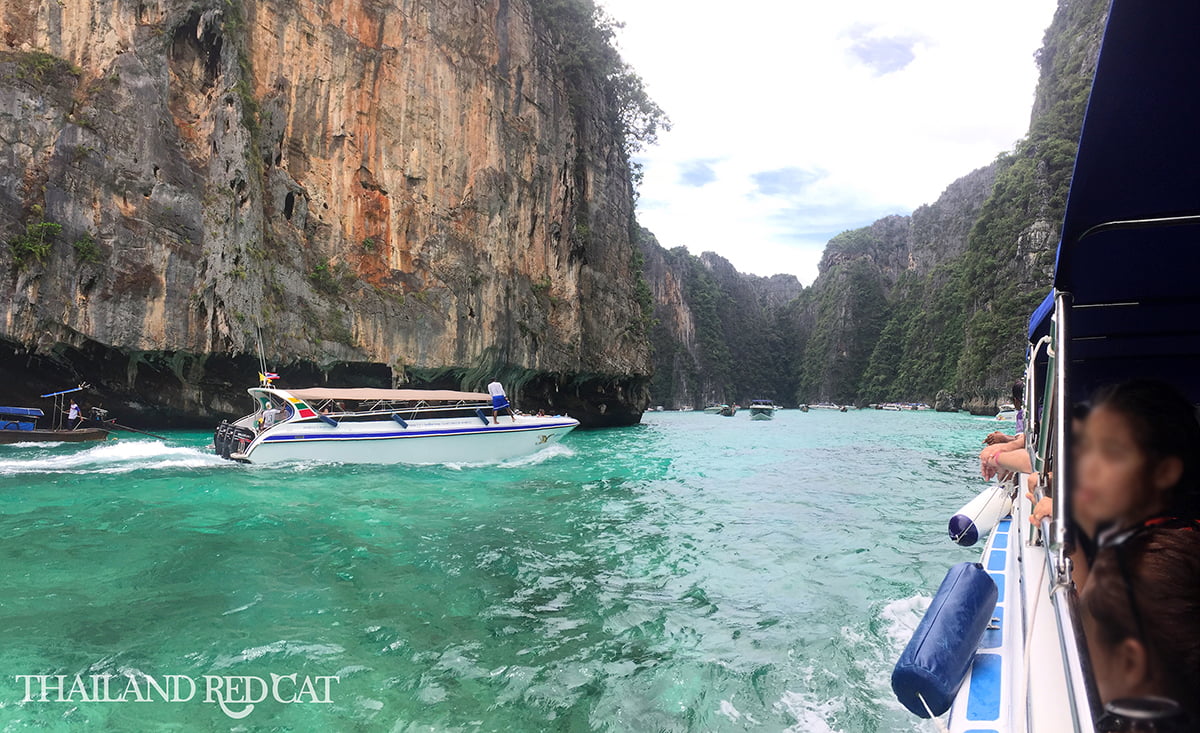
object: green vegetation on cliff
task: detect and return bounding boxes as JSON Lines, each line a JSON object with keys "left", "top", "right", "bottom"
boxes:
{"left": 528, "top": 0, "right": 669, "bottom": 161}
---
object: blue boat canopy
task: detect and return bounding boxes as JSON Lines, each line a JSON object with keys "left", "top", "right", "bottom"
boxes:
{"left": 1054, "top": 0, "right": 1200, "bottom": 301}
{"left": 1026, "top": 291, "right": 1054, "bottom": 343}
{"left": 1047, "top": 0, "right": 1200, "bottom": 399}
{"left": 0, "top": 406, "right": 44, "bottom": 418}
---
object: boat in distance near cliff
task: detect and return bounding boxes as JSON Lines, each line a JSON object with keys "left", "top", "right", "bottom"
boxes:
{"left": 747, "top": 399, "right": 777, "bottom": 420}
{"left": 212, "top": 386, "right": 579, "bottom": 465}
{"left": 0, "top": 405, "right": 108, "bottom": 444}
{"left": 803, "top": 402, "right": 848, "bottom": 412}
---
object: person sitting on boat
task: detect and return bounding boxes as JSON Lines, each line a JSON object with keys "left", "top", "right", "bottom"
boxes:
{"left": 980, "top": 384, "right": 1031, "bottom": 479}
{"left": 980, "top": 429, "right": 1032, "bottom": 480}
{"left": 1080, "top": 521, "right": 1200, "bottom": 727}
{"left": 487, "top": 380, "right": 515, "bottom": 424}
{"left": 1027, "top": 402, "right": 1092, "bottom": 527}
{"left": 1069, "top": 380, "right": 1200, "bottom": 588}
{"left": 67, "top": 400, "right": 81, "bottom": 429}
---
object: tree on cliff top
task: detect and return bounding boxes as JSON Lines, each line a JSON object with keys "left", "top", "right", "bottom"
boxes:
{"left": 529, "top": 0, "right": 669, "bottom": 161}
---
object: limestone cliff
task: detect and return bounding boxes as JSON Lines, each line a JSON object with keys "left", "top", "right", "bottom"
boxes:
{"left": 638, "top": 229, "right": 802, "bottom": 408}
{"left": 639, "top": 163, "right": 1000, "bottom": 409}
{"left": 0, "top": 0, "right": 652, "bottom": 426}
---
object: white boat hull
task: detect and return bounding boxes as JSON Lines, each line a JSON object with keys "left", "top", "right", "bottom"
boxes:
{"left": 233, "top": 415, "right": 578, "bottom": 465}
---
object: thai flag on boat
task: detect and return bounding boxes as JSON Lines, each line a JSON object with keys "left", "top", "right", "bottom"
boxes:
{"left": 259, "top": 371, "right": 280, "bottom": 382}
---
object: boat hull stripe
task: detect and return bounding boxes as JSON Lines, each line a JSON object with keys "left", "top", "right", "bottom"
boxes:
{"left": 262, "top": 423, "right": 576, "bottom": 443}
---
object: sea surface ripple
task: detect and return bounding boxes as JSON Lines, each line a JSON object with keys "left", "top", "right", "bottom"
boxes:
{"left": 0, "top": 410, "right": 990, "bottom": 731}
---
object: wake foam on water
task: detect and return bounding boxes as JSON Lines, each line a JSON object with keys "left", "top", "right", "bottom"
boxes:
{"left": 774, "top": 686, "right": 845, "bottom": 733}
{"left": 847, "top": 593, "right": 939, "bottom": 730}
{"left": 879, "top": 594, "right": 932, "bottom": 650}
{"left": 441, "top": 443, "right": 576, "bottom": 470}
{"left": 0, "top": 440, "right": 226, "bottom": 475}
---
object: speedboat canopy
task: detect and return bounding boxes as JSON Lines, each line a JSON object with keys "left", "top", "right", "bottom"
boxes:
{"left": 284, "top": 387, "right": 490, "bottom": 403}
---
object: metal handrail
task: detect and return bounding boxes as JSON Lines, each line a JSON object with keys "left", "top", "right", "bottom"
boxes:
{"left": 1052, "top": 292, "right": 1071, "bottom": 572}
{"left": 1047, "top": 291, "right": 1102, "bottom": 731}
{"left": 1026, "top": 335, "right": 1052, "bottom": 476}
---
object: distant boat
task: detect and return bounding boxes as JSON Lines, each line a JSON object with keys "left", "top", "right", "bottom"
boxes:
{"left": 702, "top": 405, "right": 723, "bottom": 414}
{"left": 718, "top": 404, "right": 738, "bottom": 417}
{"left": 808, "top": 403, "right": 847, "bottom": 412}
{"left": 879, "top": 402, "right": 933, "bottom": 412}
{"left": 995, "top": 403, "right": 1018, "bottom": 421}
{"left": 748, "top": 399, "right": 776, "bottom": 420}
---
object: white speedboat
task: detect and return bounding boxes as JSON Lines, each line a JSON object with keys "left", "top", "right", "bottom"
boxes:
{"left": 747, "top": 399, "right": 776, "bottom": 420}
{"left": 995, "top": 403, "right": 1017, "bottom": 421}
{"left": 893, "top": 2, "right": 1200, "bottom": 729}
{"left": 213, "top": 386, "right": 579, "bottom": 465}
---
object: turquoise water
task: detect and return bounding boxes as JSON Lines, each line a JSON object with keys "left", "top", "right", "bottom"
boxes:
{"left": 0, "top": 410, "right": 992, "bottom": 731}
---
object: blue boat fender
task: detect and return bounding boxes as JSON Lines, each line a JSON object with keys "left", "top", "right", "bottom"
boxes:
{"left": 391, "top": 414, "right": 408, "bottom": 428}
{"left": 891, "top": 561, "right": 998, "bottom": 718}
{"left": 318, "top": 413, "right": 338, "bottom": 427}
{"left": 948, "top": 485, "right": 1013, "bottom": 547}
{"left": 474, "top": 409, "right": 490, "bottom": 426}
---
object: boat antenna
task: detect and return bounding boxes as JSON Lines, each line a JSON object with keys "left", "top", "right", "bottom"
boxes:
{"left": 254, "top": 318, "right": 269, "bottom": 387}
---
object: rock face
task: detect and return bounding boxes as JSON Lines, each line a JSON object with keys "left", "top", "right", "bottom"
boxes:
{"left": 639, "top": 164, "right": 999, "bottom": 409}
{"left": 0, "top": 0, "right": 651, "bottom": 426}
{"left": 638, "top": 229, "right": 802, "bottom": 409}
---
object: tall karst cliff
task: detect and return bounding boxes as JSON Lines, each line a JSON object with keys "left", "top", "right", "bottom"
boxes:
{"left": 640, "top": 0, "right": 1109, "bottom": 412}
{"left": 638, "top": 228, "right": 802, "bottom": 409}
{"left": 0, "top": 0, "right": 653, "bottom": 426}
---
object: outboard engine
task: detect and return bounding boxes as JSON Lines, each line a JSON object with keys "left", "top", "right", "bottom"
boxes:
{"left": 229, "top": 426, "right": 255, "bottom": 457}
{"left": 214, "top": 420, "right": 232, "bottom": 459}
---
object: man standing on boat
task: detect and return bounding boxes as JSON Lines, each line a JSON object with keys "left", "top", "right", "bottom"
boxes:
{"left": 67, "top": 400, "right": 81, "bottom": 429}
{"left": 487, "top": 380, "right": 515, "bottom": 424}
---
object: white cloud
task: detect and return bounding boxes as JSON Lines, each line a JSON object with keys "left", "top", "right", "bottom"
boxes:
{"left": 600, "top": 0, "right": 1058, "bottom": 282}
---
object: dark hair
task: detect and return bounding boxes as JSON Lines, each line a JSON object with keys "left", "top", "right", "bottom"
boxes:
{"left": 1011, "top": 381, "right": 1024, "bottom": 408}
{"left": 1083, "top": 526, "right": 1200, "bottom": 718}
{"left": 1091, "top": 380, "right": 1200, "bottom": 517}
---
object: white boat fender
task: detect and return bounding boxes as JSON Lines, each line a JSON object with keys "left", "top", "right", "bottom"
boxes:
{"left": 318, "top": 413, "right": 338, "bottom": 427}
{"left": 948, "top": 485, "right": 1014, "bottom": 546}
{"left": 891, "top": 561, "right": 998, "bottom": 718}
{"left": 474, "top": 409, "right": 490, "bottom": 425}
{"left": 391, "top": 414, "right": 408, "bottom": 428}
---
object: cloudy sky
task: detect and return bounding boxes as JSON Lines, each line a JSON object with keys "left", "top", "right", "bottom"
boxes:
{"left": 597, "top": 0, "right": 1059, "bottom": 283}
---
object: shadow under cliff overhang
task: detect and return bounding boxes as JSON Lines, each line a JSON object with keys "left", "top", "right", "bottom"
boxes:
{"left": 0, "top": 336, "right": 650, "bottom": 429}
